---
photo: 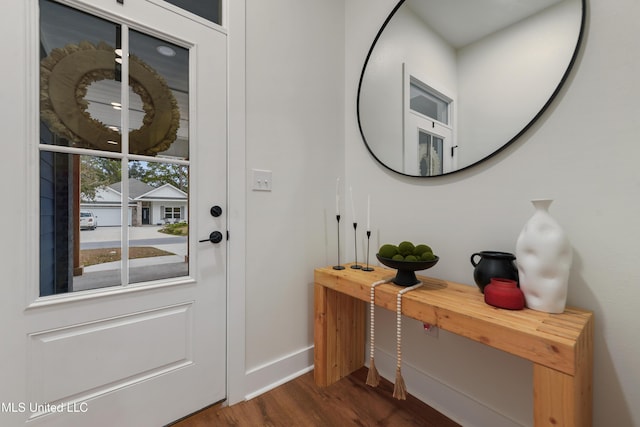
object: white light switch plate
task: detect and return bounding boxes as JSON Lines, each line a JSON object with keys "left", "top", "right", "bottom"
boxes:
{"left": 252, "top": 169, "right": 272, "bottom": 191}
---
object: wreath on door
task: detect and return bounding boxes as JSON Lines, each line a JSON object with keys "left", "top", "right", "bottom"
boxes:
{"left": 40, "top": 41, "right": 180, "bottom": 155}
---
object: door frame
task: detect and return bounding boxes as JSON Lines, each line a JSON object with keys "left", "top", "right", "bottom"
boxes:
{"left": 226, "top": 0, "right": 247, "bottom": 406}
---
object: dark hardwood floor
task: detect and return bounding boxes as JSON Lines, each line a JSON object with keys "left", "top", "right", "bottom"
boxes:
{"left": 170, "top": 367, "right": 460, "bottom": 427}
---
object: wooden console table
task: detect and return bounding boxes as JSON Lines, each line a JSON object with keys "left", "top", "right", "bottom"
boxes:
{"left": 314, "top": 264, "right": 593, "bottom": 426}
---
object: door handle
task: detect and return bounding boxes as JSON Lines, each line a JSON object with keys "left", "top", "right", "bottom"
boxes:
{"left": 199, "top": 231, "right": 224, "bottom": 244}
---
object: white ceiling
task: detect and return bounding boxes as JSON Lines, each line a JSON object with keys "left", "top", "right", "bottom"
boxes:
{"left": 405, "top": 0, "right": 565, "bottom": 49}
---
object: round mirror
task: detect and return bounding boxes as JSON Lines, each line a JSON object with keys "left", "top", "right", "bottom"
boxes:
{"left": 357, "top": 0, "right": 585, "bottom": 177}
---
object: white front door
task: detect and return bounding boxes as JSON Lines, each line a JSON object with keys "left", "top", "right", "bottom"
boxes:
{"left": 1, "top": 0, "right": 227, "bottom": 425}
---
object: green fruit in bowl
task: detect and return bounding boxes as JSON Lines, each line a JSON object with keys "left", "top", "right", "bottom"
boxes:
{"left": 378, "top": 244, "right": 399, "bottom": 258}
{"left": 421, "top": 251, "right": 436, "bottom": 261}
{"left": 378, "top": 241, "right": 437, "bottom": 263}
{"left": 413, "top": 244, "right": 432, "bottom": 256}
{"left": 398, "top": 241, "right": 415, "bottom": 256}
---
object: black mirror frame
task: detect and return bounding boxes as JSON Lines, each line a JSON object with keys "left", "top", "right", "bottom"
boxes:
{"left": 356, "top": 0, "right": 587, "bottom": 178}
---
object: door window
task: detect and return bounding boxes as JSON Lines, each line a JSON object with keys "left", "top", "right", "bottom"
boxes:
{"left": 410, "top": 77, "right": 450, "bottom": 125}
{"left": 39, "top": 0, "right": 190, "bottom": 296}
{"left": 418, "top": 130, "right": 444, "bottom": 176}
{"left": 163, "top": 0, "right": 222, "bottom": 25}
{"left": 404, "top": 70, "right": 455, "bottom": 175}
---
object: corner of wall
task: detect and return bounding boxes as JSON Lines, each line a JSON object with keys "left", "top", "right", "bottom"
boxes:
{"left": 243, "top": 346, "right": 314, "bottom": 401}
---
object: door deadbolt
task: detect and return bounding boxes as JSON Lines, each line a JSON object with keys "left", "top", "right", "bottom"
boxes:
{"left": 210, "top": 205, "right": 223, "bottom": 217}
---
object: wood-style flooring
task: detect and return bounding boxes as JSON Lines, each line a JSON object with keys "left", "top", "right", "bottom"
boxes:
{"left": 170, "top": 367, "right": 460, "bottom": 427}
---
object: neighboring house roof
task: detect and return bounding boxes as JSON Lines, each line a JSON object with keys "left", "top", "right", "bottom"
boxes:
{"left": 136, "top": 183, "right": 188, "bottom": 201}
{"left": 109, "top": 178, "right": 156, "bottom": 199}
{"left": 97, "top": 186, "right": 121, "bottom": 202}
{"left": 82, "top": 179, "right": 187, "bottom": 204}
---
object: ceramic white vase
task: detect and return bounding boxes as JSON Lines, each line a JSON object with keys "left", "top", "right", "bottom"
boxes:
{"left": 515, "top": 199, "right": 572, "bottom": 313}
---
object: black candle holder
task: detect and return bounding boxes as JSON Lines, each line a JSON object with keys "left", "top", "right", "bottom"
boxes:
{"left": 333, "top": 215, "right": 345, "bottom": 270}
{"left": 362, "top": 230, "right": 374, "bottom": 272}
{"left": 351, "top": 222, "right": 362, "bottom": 269}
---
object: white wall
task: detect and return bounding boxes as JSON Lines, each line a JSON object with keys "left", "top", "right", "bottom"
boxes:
{"left": 242, "top": 0, "right": 345, "bottom": 395}
{"left": 345, "top": 0, "right": 640, "bottom": 426}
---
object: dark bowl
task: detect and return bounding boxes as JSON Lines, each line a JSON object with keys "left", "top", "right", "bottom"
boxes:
{"left": 376, "top": 254, "right": 439, "bottom": 286}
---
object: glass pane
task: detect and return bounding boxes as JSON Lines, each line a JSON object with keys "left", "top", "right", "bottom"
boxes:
{"left": 40, "top": 0, "right": 122, "bottom": 153}
{"left": 163, "top": 0, "right": 222, "bottom": 25}
{"left": 38, "top": 1, "right": 193, "bottom": 294}
{"left": 410, "top": 79, "right": 449, "bottom": 125}
{"left": 418, "top": 132, "right": 443, "bottom": 177}
{"left": 40, "top": 153, "right": 123, "bottom": 296}
{"left": 128, "top": 162, "right": 189, "bottom": 284}
{"left": 129, "top": 30, "right": 189, "bottom": 159}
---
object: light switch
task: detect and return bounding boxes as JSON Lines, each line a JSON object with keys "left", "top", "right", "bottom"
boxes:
{"left": 252, "top": 169, "right": 272, "bottom": 191}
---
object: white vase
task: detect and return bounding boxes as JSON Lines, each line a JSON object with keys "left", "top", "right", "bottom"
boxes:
{"left": 515, "top": 199, "right": 572, "bottom": 313}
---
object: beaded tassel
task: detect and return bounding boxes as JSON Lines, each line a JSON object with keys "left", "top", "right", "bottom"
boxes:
{"left": 366, "top": 279, "right": 390, "bottom": 387}
{"left": 393, "top": 282, "right": 423, "bottom": 400}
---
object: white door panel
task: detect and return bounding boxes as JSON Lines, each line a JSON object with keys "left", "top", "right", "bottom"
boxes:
{"left": 1, "top": 0, "right": 227, "bottom": 425}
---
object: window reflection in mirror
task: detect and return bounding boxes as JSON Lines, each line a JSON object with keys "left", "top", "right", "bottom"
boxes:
{"left": 410, "top": 79, "right": 449, "bottom": 124}
{"left": 418, "top": 132, "right": 444, "bottom": 176}
{"left": 406, "top": 73, "right": 452, "bottom": 175}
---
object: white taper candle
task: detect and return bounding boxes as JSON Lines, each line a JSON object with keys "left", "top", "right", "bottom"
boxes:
{"left": 367, "top": 195, "right": 371, "bottom": 231}
{"left": 336, "top": 178, "right": 340, "bottom": 215}
{"left": 350, "top": 186, "right": 356, "bottom": 223}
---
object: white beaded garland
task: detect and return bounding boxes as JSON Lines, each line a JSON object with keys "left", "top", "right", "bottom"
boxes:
{"left": 368, "top": 279, "right": 390, "bottom": 361}
{"left": 367, "top": 278, "right": 422, "bottom": 395}
{"left": 395, "top": 283, "right": 423, "bottom": 370}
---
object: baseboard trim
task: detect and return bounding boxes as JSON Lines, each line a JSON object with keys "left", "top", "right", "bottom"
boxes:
{"left": 372, "top": 348, "right": 524, "bottom": 427}
{"left": 244, "top": 345, "right": 314, "bottom": 401}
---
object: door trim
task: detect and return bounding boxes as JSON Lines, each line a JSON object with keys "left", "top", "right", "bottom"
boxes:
{"left": 226, "top": 0, "right": 247, "bottom": 405}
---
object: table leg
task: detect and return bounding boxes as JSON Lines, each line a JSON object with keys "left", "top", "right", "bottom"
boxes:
{"left": 314, "top": 284, "right": 366, "bottom": 387}
{"left": 533, "top": 363, "right": 592, "bottom": 426}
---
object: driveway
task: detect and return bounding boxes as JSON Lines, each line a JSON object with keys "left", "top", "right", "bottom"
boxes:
{"left": 80, "top": 225, "right": 180, "bottom": 244}
{"left": 75, "top": 226, "right": 189, "bottom": 290}
{"left": 81, "top": 225, "right": 185, "bottom": 251}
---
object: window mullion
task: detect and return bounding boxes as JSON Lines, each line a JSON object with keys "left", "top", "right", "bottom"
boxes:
{"left": 120, "top": 25, "right": 130, "bottom": 286}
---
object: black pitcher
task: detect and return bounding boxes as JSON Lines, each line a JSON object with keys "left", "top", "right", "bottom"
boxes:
{"left": 470, "top": 251, "right": 519, "bottom": 293}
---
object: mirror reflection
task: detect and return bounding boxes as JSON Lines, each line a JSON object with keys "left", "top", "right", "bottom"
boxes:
{"left": 358, "top": 0, "right": 584, "bottom": 177}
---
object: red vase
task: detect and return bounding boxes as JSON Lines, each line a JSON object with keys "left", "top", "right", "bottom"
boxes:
{"left": 484, "top": 278, "right": 525, "bottom": 310}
